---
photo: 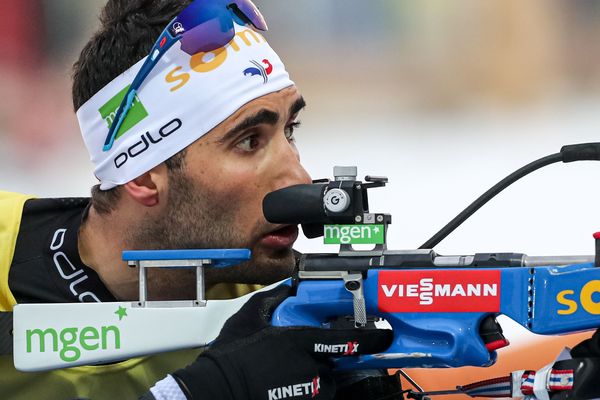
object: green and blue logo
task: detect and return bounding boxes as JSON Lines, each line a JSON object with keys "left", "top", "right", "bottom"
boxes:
{"left": 98, "top": 85, "right": 148, "bottom": 141}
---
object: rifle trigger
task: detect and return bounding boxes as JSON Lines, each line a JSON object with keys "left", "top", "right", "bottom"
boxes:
{"left": 479, "top": 315, "right": 510, "bottom": 352}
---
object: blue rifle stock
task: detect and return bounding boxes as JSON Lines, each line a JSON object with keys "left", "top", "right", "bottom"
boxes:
{"left": 263, "top": 154, "right": 600, "bottom": 371}
{"left": 272, "top": 253, "right": 599, "bottom": 370}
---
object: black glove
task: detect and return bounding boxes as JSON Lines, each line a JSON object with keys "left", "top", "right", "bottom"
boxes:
{"left": 571, "top": 328, "right": 600, "bottom": 358}
{"left": 172, "top": 284, "right": 393, "bottom": 400}
{"left": 548, "top": 328, "right": 600, "bottom": 400}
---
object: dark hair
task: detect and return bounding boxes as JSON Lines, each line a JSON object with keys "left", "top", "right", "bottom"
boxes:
{"left": 72, "top": 0, "right": 191, "bottom": 214}
{"left": 72, "top": 0, "right": 192, "bottom": 110}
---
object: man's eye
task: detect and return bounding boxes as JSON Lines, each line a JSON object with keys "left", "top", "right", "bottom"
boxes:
{"left": 285, "top": 121, "right": 301, "bottom": 140}
{"left": 235, "top": 135, "right": 260, "bottom": 152}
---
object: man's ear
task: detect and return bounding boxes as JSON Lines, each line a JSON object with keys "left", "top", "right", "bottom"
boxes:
{"left": 123, "top": 164, "right": 169, "bottom": 207}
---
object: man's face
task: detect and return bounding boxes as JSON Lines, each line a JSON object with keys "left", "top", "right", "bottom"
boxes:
{"left": 135, "top": 85, "right": 311, "bottom": 287}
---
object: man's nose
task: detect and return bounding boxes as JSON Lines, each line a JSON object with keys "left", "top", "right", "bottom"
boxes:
{"left": 274, "top": 138, "right": 312, "bottom": 190}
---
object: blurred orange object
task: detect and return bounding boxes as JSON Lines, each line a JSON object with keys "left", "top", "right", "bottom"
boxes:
{"left": 394, "top": 331, "right": 592, "bottom": 399}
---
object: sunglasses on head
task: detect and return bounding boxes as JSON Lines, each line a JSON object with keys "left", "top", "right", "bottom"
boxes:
{"left": 103, "top": 0, "right": 267, "bottom": 152}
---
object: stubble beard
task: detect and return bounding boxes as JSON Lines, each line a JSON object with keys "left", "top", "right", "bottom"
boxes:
{"left": 127, "top": 171, "right": 296, "bottom": 299}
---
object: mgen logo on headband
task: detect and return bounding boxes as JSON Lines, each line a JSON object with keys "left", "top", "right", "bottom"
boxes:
{"left": 98, "top": 85, "right": 149, "bottom": 141}
{"left": 77, "top": 22, "right": 294, "bottom": 190}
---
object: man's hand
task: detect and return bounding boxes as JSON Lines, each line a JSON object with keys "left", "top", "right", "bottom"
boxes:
{"left": 171, "top": 285, "right": 393, "bottom": 400}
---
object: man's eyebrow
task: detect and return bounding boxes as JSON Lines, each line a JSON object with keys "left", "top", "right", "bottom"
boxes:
{"left": 289, "top": 96, "right": 306, "bottom": 117}
{"left": 217, "top": 96, "right": 306, "bottom": 144}
{"left": 218, "top": 109, "right": 279, "bottom": 144}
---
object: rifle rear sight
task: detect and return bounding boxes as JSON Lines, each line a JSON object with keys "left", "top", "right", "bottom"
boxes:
{"left": 262, "top": 166, "right": 391, "bottom": 254}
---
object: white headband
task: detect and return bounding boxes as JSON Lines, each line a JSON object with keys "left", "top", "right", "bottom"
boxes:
{"left": 77, "top": 23, "right": 294, "bottom": 190}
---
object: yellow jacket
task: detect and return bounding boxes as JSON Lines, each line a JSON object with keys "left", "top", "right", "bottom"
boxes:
{"left": 0, "top": 191, "right": 261, "bottom": 400}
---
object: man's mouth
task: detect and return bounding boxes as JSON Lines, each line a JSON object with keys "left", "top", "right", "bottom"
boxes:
{"left": 260, "top": 225, "right": 299, "bottom": 249}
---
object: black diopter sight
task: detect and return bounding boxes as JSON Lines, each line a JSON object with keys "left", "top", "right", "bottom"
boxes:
{"left": 263, "top": 166, "right": 390, "bottom": 238}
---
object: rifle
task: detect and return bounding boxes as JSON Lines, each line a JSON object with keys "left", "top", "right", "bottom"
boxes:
{"left": 11, "top": 143, "right": 600, "bottom": 397}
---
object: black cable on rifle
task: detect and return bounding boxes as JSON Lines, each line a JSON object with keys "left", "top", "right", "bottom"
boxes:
{"left": 420, "top": 142, "right": 600, "bottom": 249}
{"left": 419, "top": 153, "right": 562, "bottom": 249}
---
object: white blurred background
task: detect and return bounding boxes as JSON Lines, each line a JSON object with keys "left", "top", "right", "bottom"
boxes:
{"left": 2, "top": 1, "right": 600, "bottom": 395}
{"left": 2, "top": 0, "right": 599, "bottom": 258}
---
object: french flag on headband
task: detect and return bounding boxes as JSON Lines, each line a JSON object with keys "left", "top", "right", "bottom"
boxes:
{"left": 243, "top": 59, "right": 273, "bottom": 83}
